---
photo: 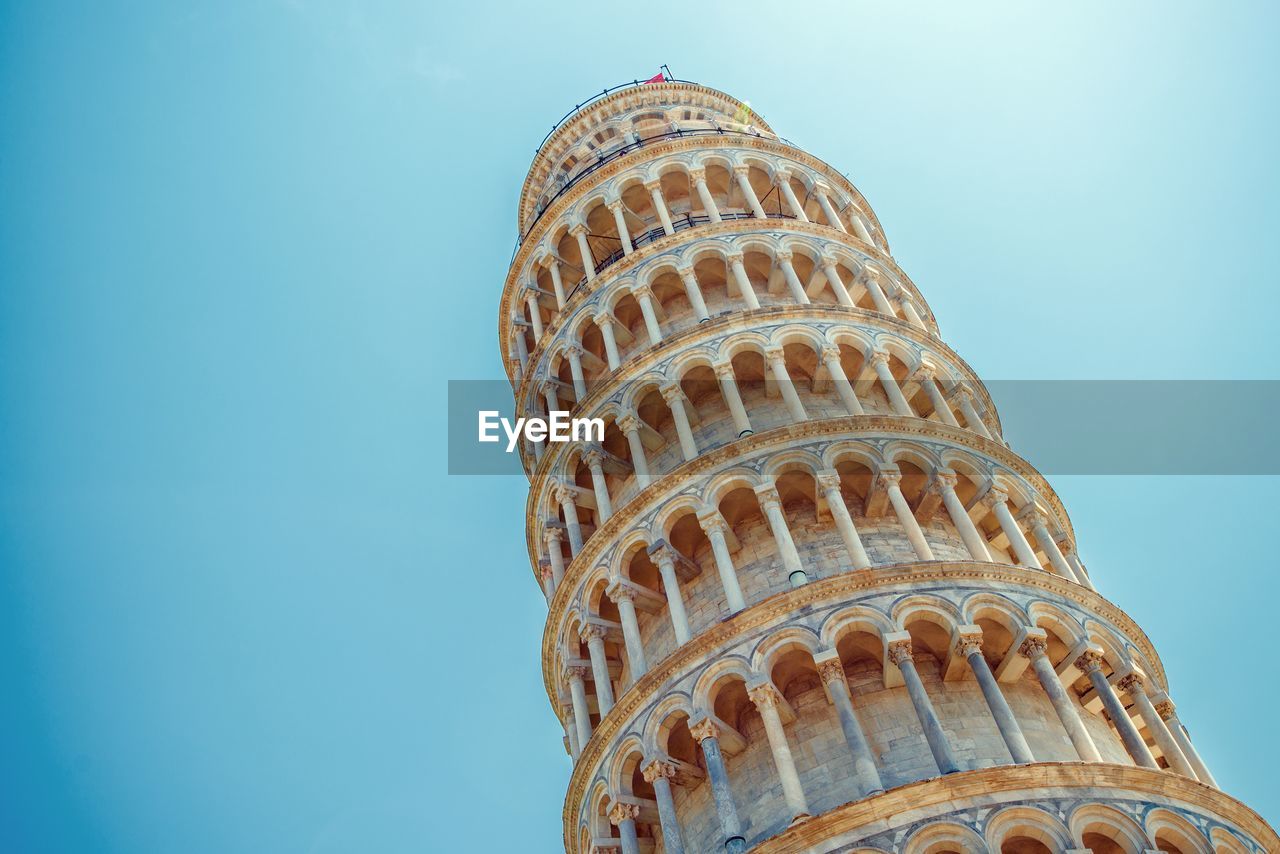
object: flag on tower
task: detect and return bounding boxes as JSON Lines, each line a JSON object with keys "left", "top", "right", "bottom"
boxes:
{"left": 643, "top": 72, "right": 665, "bottom": 84}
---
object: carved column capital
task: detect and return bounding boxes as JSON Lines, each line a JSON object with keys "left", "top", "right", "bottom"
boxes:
{"left": 579, "top": 623, "right": 607, "bottom": 643}
{"left": 819, "top": 345, "right": 842, "bottom": 364}
{"left": 1117, "top": 672, "right": 1146, "bottom": 695}
{"left": 816, "top": 657, "right": 847, "bottom": 685}
{"left": 608, "top": 801, "right": 641, "bottom": 826}
{"left": 606, "top": 582, "right": 634, "bottom": 605}
{"left": 565, "top": 664, "right": 592, "bottom": 682}
{"left": 688, "top": 717, "right": 720, "bottom": 743}
{"left": 1155, "top": 699, "right": 1176, "bottom": 720}
{"left": 816, "top": 471, "right": 843, "bottom": 494}
{"left": 697, "top": 512, "right": 729, "bottom": 536}
{"left": 775, "top": 249, "right": 794, "bottom": 263}
{"left": 754, "top": 483, "right": 782, "bottom": 512}
{"left": 616, "top": 412, "right": 641, "bottom": 434}
{"left": 712, "top": 360, "right": 736, "bottom": 380}
{"left": 1018, "top": 636, "right": 1048, "bottom": 660}
{"left": 747, "top": 682, "right": 783, "bottom": 710}
{"left": 887, "top": 638, "right": 914, "bottom": 665}
{"left": 1074, "top": 650, "right": 1104, "bottom": 675}
{"left": 641, "top": 759, "right": 679, "bottom": 784}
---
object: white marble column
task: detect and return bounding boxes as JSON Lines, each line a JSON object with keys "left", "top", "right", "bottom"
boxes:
{"left": 815, "top": 188, "right": 848, "bottom": 233}
{"left": 525, "top": 293, "right": 544, "bottom": 342}
{"left": 593, "top": 312, "right": 622, "bottom": 371}
{"left": 728, "top": 252, "right": 761, "bottom": 310}
{"left": 756, "top": 483, "right": 808, "bottom": 586}
{"left": 607, "top": 583, "right": 647, "bottom": 678}
{"left": 582, "top": 449, "right": 613, "bottom": 523}
{"left": 953, "top": 389, "right": 992, "bottom": 439}
{"left": 776, "top": 250, "right": 811, "bottom": 305}
{"left": 714, "top": 361, "right": 753, "bottom": 436}
{"left": 984, "top": 489, "right": 1042, "bottom": 569}
{"left": 608, "top": 200, "right": 634, "bottom": 255}
{"left": 691, "top": 169, "right": 722, "bottom": 223}
{"left": 1076, "top": 650, "right": 1158, "bottom": 769}
{"left": 879, "top": 470, "right": 934, "bottom": 560}
{"left": 631, "top": 284, "right": 663, "bottom": 345}
{"left": 554, "top": 483, "right": 585, "bottom": 555}
{"left": 649, "top": 542, "right": 691, "bottom": 644}
{"left": 932, "top": 470, "right": 991, "bottom": 561}
{"left": 870, "top": 351, "right": 914, "bottom": 416}
{"left": 734, "top": 165, "right": 767, "bottom": 219}
{"left": 898, "top": 293, "right": 926, "bottom": 328}
{"left": 1118, "top": 671, "right": 1196, "bottom": 779}
{"left": 608, "top": 802, "right": 641, "bottom": 854}
{"left": 581, "top": 623, "right": 615, "bottom": 716}
{"left": 1019, "top": 632, "right": 1101, "bottom": 761}
{"left": 850, "top": 213, "right": 875, "bottom": 245}
{"left": 617, "top": 414, "right": 651, "bottom": 484}
{"left": 765, "top": 346, "right": 808, "bottom": 422}
{"left": 916, "top": 367, "right": 959, "bottom": 426}
{"left": 677, "top": 264, "right": 710, "bottom": 322}
{"left": 689, "top": 719, "right": 746, "bottom": 854}
{"left": 660, "top": 383, "right": 699, "bottom": 461}
{"left": 821, "top": 347, "right": 864, "bottom": 415}
{"left": 571, "top": 224, "right": 595, "bottom": 282}
{"left": 856, "top": 271, "right": 897, "bottom": 316}
{"left": 774, "top": 171, "right": 809, "bottom": 222}
{"left": 1020, "top": 506, "right": 1082, "bottom": 583}
{"left": 564, "top": 345, "right": 587, "bottom": 400}
{"left": 646, "top": 180, "right": 675, "bottom": 236}
{"left": 748, "top": 682, "right": 809, "bottom": 819}
{"left": 887, "top": 636, "right": 959, "bottom": 774}
{"left": 955, "top": 629, "right": 1035, "bottom": 763}
{"left": 820, "top": 255, "right": 856, "bottom": 307}
{"left": 698, "top": 512, "right": 746, "bottom": 613}
{"left": 817, "top": 471, "right": 871, "bottom": 569}
{"left": 814, "top": 654, "right": 884, "bottom": 796}
{"left": 642, "top": 761, "right": 686, "bottom": 854}
{"left": 544, "top": 527, "right": 567, "bottom": 586}
{"left": 1155, "top": 697, "right": 1217, "bottom": 786}
{"left": 566, "top": 665, "right": 593, "bottom": 748}
{"left": 546, "top": 257, "right": 567, "bottom": 309}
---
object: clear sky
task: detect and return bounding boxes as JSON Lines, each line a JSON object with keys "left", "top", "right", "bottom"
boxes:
{"left": 2, "top": 2, "right": 1278, "bottom": 852}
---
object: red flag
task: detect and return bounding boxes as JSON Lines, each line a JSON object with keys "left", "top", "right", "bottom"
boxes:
{"left": 643, "top": 72, "right": 664, "bottom": 84}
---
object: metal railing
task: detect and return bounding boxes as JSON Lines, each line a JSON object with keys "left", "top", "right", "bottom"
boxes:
{"left": 531, "top": 75, "right": 701, "bottom": 155}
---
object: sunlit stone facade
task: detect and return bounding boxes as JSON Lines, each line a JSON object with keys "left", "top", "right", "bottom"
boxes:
{"left": 498, "top": 82, "right": 1278, "bottom": 854}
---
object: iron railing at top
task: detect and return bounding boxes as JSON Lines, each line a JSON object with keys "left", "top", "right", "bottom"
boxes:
{"left": 513, "top": 125, "right": 796, "bottom": 263}
{"left": 531, "top": 75, "right": 701, "bottom": 156}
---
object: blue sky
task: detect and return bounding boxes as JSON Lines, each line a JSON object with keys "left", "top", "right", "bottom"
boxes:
{"left": 2, "top": 2, "right": 1278, "bottom": 852}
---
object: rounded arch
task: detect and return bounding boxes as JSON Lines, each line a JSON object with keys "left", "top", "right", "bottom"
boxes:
{"left": 1144, "top": 808, "right": 1210, "bottom": 854}
{"left": 985, "top": 805, "right": 1073, "bottom": 853}
{"left": 820, "top": 604, "right": 895, "bottom": 649}
{"left": 903, "top": 820, "right": 988, "bottom": 854}
{"left": 691, "top": 654, "right": 753, "bottom": 711}
{"left": 750, "top": 625, "right": 823, "bottom": 674}
{"left": 607, "top": 734, "right": 648, "bottom": 796}
{"left": 1070, "top": 803, "right": 1149, "bottom": 854}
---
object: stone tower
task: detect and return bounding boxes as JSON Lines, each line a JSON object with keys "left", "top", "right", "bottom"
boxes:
{"left": 498, "top": 81, "right": 1277, "bottom": 853}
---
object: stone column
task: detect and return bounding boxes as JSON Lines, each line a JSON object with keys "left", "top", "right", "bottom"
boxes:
{"left": 650, "top": 543, "right": 691, "bottom": 645}
{"left": 984, "top": 489, "right": 1042, "bottom": 569}
{"left": 608, "top": 583, "right": 647, "bottom": 678}
{"left": 562, "top": 702, "right": 580, "bottom": 759}
{"left": 850, "top": 213, "right": 875, "bottom": 245}
{"left": 821, "top": 347, "right": 864, "bottom": 416}
{"left": 698, "top": 512, "right": 747, "bottom": 613}
{"left": 632, "top": 284, "right": 663, "bottom": 345}
{"left": 714, "top": 361, "right": 753, "bottom": 437}
{"left": 728, "top": 252, "right": 761, "bottom": 310}
{"left": 539, "top": 564, "right": 555, "bottom": 601}
{"left": 1118, "top": 672, "right": 1196, "bottom": 779}
{"left": 565, "top": 345, "right": 588, "bottom": 400}
{"left": 815, "top": 653, "right": 884, "bottom": 796}
{"left": 583, "top": 449, "right": 613, "bottom": 523}
{"left": 555, "top": 484, "right": 584, "bottom": 555}
{"left": 870, "top": 350, "right": 914, "bottom": 416}
{"left": 817, "top": 471, "right": 871, "bottom": 569}
{"left": 544, "top": 527, "right": 567, "bottom": 586}
{"left": 879, "top": 471, "right": 934, "bottom": 560}
{"left": 955, "top": 629, "right": 1035, "bottom": 763}
{"left": 581, "top": 624, "right": 615, "bottom": 716}
{"left": 513, "top": 321, "right": 530, "bottom": 370}
{"left": 689, "top": 718, "right": 746, "bottom": 854}
{"left": 543, "top": 384, "right": 559, "bottom": 420}
{"left": 1054, "top": 534, "right": 1095, "bottom": 591}
{"left": 646, "top": 180, "right": 676, "bottom": 236}
{"left": 776, "top": 250, "right": 811, "bottom": 305}
{"left": 1020, "top": 506, "right": 1082, "bottom": 583}
{"left": 642, "top": 760, "right": 685, "bottom": 854}
{"left": 899, "top": 294, "right": 927, "bottom": 329}
{"left": 820, "top": 256, "right": 856, "bottom": 307}
{"left": 734, "top": 166, "right": 767, "bottom": 219}
{"left": 856, "top": 272, "right": 897, "bottom": 316}
{"left": 572, "top": 224, "right": 595, "bottom": 282}
{"left": 617, "top": 414, "right": 651, "bottom": 484}
{"left": 953, "top": 389, "right": 992, "bottom": 439}
{"left": 660, "top": 383, "right": 699, "bottom": 461}
{"left": 815, "top": 188, "right": 848, "bottom": 233}
{"left": 887, "top": 636, "right": 960, "bottom": 774}
{"left": 765, "top": 346, "right": 808, "bottom": 422}
{"left": 747, "top": 683, "right": 809, "bottom": 819}
{"left": 691, "top": 169, "right": 722, "bottom": 223}
{"left": 593, "top": 312, "right": 622, "bottom": 371}
{"left": 525, "top": 293, "right": 544, "bottom": 342}
{"left": 1075, "top": 650, "right": 1158, "bottom": 769}
{"left": 774, "top": 171, "right": 808, "bottom": 221}
{"left": 566, "top": 665, "right": 593, "bottom": 748}
{"left": 608, "top": 200, "right": 634, "bottom": 255}
{"left": 546, "top": 257, "right": 567, "bottom": 309}
{"left": 932, "top": 470, "right": 992, "bottom": 561}
{"left": 1155, "top": 697, "right": 1217, "bottom": 786}
{"left": 916, "top": 367, "right": 959, "bottom": 426}
{"left": 756, "top": 483, "right": 807, "bottom": 586}
{"left": 1019, "top": 634, "right": 1101, "bottom": 761}
{"left": 677, "top": 265, "right": 710, "bottom": 322}
{"left": 608, "top": 801, "right": 641, "bottom": 854}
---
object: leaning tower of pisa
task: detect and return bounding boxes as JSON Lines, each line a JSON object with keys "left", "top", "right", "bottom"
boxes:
{"left": 497, "top": 80, "right": 1277, "bottom": 854}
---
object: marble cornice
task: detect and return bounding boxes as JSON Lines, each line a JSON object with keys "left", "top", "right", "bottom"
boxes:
{"left": 556, "top": 565, "right": 1174, "bottom": 847}
{"left": 526, "top": 415, "right": 1071, "bottom": 591}
{"left": 747, "top": 763, "right": 1279, "bottom": 853}
{"left": 500, "top": 141, "right": 893, "bottom": 365}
